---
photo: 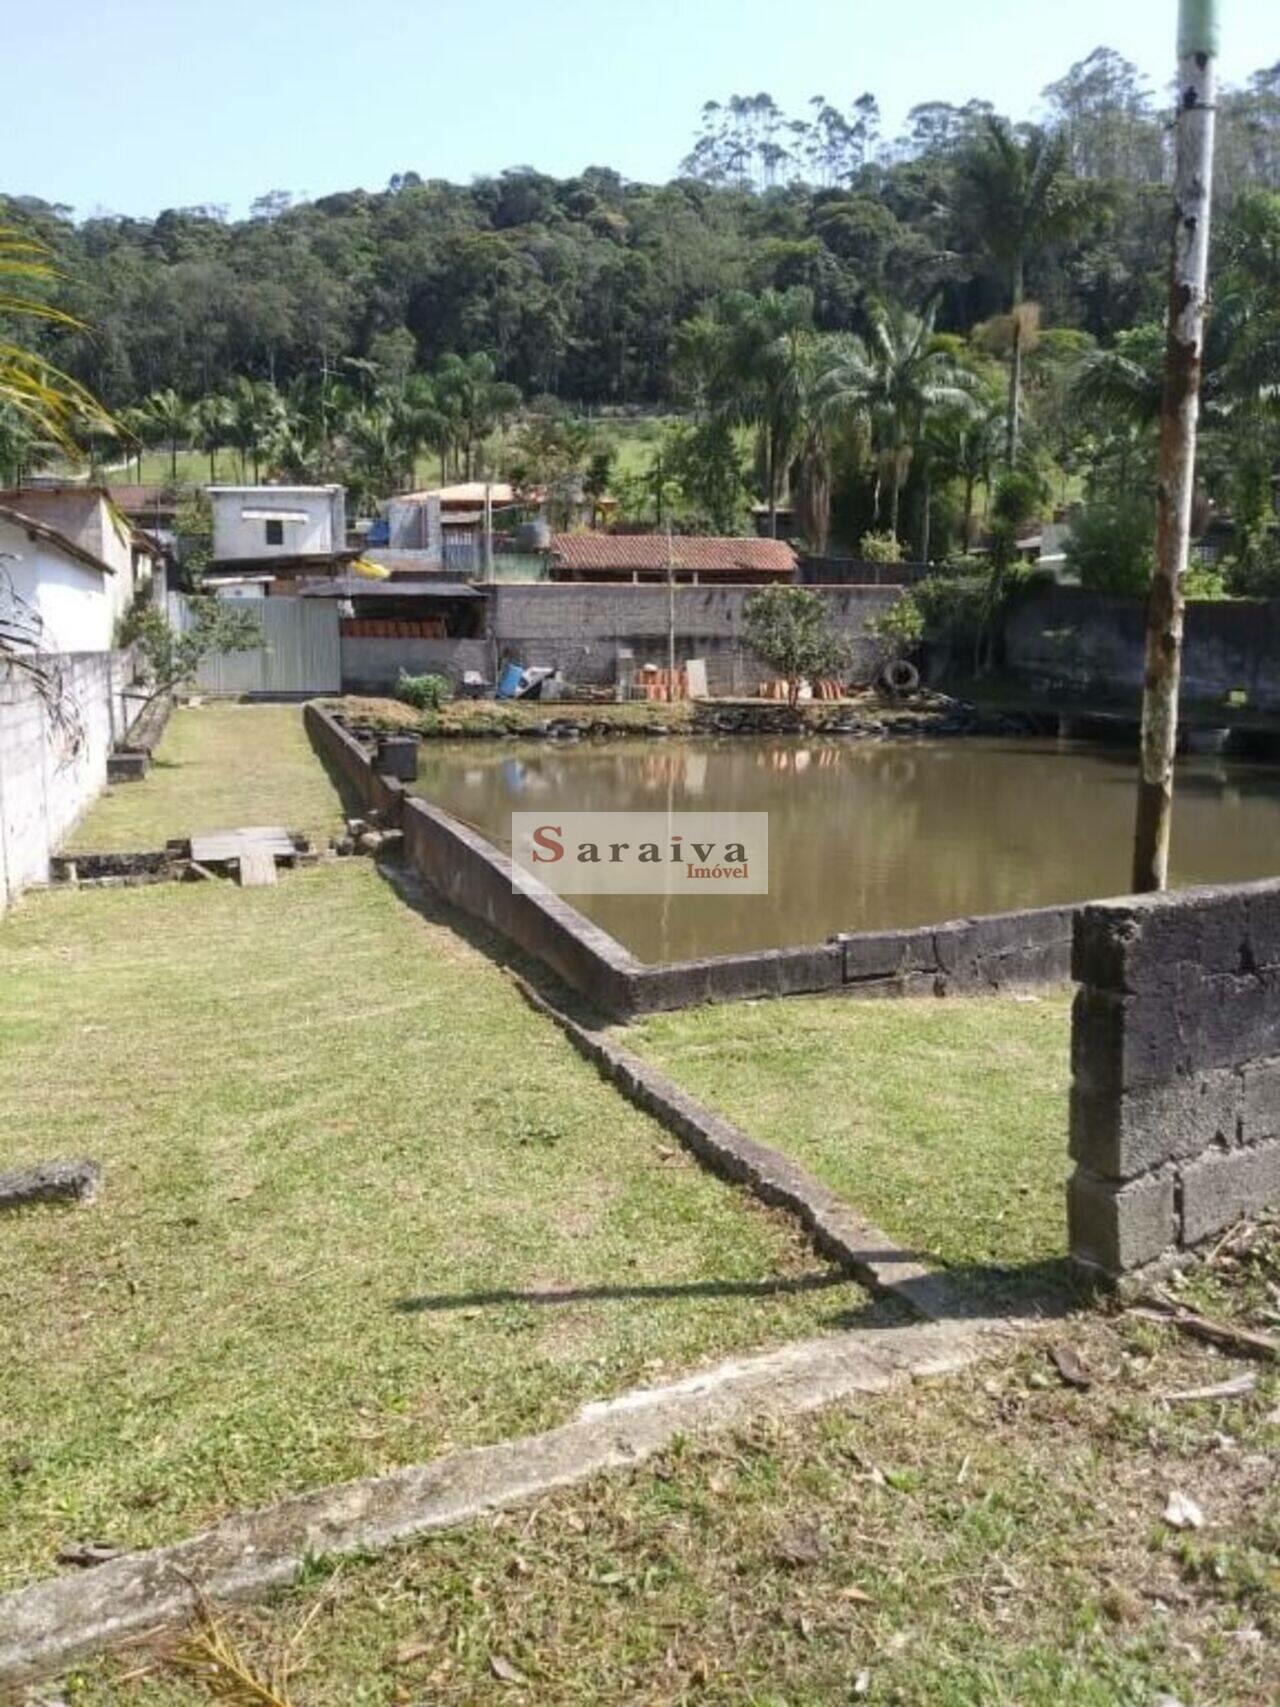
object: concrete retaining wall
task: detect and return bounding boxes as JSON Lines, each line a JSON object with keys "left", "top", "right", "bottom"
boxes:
{"left": 304, "top": 701, "right": 1074, "bottom": 1017}
{"left": 1004, "top": 586, "right": 1280, "bottom": 713}
{"left": 0, "top": 651, "right": 135, "bottom": 910}
{"left": 1068, "top": 880, "right": 1280, "bottom": 1277}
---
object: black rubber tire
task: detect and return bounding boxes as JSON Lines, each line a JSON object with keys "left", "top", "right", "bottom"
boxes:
{"left": 880, "top": 659, "right": 920, "bottom": 696}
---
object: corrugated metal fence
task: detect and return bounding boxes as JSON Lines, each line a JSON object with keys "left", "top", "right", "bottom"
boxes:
{"left": 169, "top": 596, "right": 341, "bottom": 695}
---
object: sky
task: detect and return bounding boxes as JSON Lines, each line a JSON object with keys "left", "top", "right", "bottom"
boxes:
{"left": 4, "top": 0, "right": 1275, "bottom": 221}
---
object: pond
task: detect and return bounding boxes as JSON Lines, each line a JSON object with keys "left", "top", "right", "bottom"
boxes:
{"left": 415, "top": 737, "right": 1280, "bottom": 964}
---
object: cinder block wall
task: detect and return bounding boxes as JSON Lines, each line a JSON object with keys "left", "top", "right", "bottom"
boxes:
{"left": 1068, "top": 882, "right": 1280, "bottom": 1277}
{"left": 489, "top": 584, "right": 900, "bottom": 693}
{"left": 0, "top": 652, "right": 131, "bottom": 909}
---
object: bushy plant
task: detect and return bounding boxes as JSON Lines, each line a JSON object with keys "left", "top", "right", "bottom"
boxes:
{"left": 1222, "top": 531, "right": 1280, "bottom": 598}
{"left": 1065, "top": 500, "right": 1155, "bottom": 596}
{"left": 868, "top": 594, "right": 924, "bottom": 649}
{"left": 742, "top": 585, "right": 851, "bottom": 708}
{"left": 396, "top": 670, "right": 452, "bottom": 711}
{"left": 859, "top": 530, "right": 904, "bottom": 564}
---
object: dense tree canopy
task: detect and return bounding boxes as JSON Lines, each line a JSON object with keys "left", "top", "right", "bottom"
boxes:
{"left": 3, "top": 47, "right": 1275, "bottom": 418}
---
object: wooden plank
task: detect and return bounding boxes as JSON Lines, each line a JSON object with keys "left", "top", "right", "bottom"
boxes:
{"left": 236, "top": 844, "right": 278, "bottom": 887}
{"left": 191, "top": 827, "right": 293, "bottom": 864}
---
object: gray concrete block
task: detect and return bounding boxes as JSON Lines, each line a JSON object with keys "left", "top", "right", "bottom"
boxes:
{"left": 1242, "top": 1057, "right": 1280, "bottom": 1143}
{"left": 1074, "top": 882, "right": 1280, "bottom": 993}
{"left": 1067, "top": 1166, "right": 1177, "bottom": 1277}
{"left": 1069, "top": 1067, "right": 1243, "bottom": 1182}
{"left": 1179, "top": 1140, "right": 1280, "bottom": 1247}
{"left": 0, "top": 1159, "right": 101, "bottom": 1210}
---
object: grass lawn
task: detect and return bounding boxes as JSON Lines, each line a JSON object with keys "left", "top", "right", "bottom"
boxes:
{"left": 64, "top": 704, "right": 347, "bottom": 853}
{"left": 0, "top": 861, "right": 874, "bottom": 1589}
{"left": 68, "top": 1232, "right": 1279, "bottom": 1705}
{"left": 620, "top": 993, "right": 1074, "bottom": 1284}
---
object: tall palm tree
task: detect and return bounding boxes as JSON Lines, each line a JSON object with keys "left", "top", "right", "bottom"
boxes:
{"left": 790, "top": 336, "right": 871, "bottom": 556}
{"left": 194, "top": 394, "right": 231, "bottom": 484}
{"left": 143, "top": 388, "right": 194, "bottom": 481}
{"left": 224, "top": 378, "right": 286, "bottom": 483}
{"left": 720, "top": 287, "right": 815, "bottom": 538}
{"left": 957, "top": 119, "right": 1089, "bottom": 465}
{"left": 858, "top": 301, "right": 977, "bottom": 542}
{"left": 432, "top": 353, "right": 521, "bottom": 481}
{"left": 0, "top": 225, "right": 115, "bottom": 463}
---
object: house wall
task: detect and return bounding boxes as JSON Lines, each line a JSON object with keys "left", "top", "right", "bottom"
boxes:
{"left": 0, "top": 490, "right": 147, "bottom": 633}
{"left": 489, "top": 583, "right": 901, "bottom": 693}
{"left": 0, "top": 650, "right": 132, "bottom": 908}
{"left": 0, "top": 519, "right": 114, "bottom": 653}
{"left": 211, "top": 488, "right": 345, "bottom": 563}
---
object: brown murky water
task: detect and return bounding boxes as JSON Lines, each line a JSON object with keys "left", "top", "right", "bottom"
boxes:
{"left": 414, "top": 737, "right": 1280, "bottom": 964}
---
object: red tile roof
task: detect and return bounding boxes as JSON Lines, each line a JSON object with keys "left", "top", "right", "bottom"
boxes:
{"left": 549, "top": 533, "right": 796, "bottom": 576}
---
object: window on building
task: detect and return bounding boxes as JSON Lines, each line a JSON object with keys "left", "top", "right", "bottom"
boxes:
{"left": 265, "top": 519, "right": 284, "bottom": 546}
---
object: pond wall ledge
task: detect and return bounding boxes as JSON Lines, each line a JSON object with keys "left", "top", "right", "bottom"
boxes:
{"left": 304, "top": 699, "right": 1075, "bottom": 1018}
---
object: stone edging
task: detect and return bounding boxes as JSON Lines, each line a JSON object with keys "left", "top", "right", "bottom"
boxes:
{"left": 508, "top": 973, "right": 984, "bottom": 1324}
{"left": 303, "top": 700, "right": 1074, "bottom": 1018}
{"left": 0, "top": 1316, "right": 988, "bottom": 1688}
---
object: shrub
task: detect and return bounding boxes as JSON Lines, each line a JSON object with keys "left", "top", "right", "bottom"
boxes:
{"left": 397, "top": 670, "right": 452, "bottom": 711}
{"left": 869, "top": 594, "right": 924, "bottom": 650}
{"left": 742, "top": 585, "right": 851, "bottom": 708}
{"left": 859, "top": 530, "right": 904, "bottom": 564}
{"left": 1065, "top": 500, "right": 1155, "bottom": 596}
{"left": 1222, "top": 531, "right": 1280, "bottom": 598}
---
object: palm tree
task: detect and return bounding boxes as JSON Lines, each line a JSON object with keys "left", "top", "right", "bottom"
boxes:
{"left": 717, "top": 287, "right": 815, "bottom": 538}
{"left": 791, "top": 336, "right": 871, "bottom": 556}
{"left": 194, "top": 394, "right": 231, "bottom": 484}
{"left": 432, "top": 353, "right": 521, "bottom": 481}
{"left": 143, "top": 388, "right": 194, "bottom": 481}
{"left": 858, "top": 301, "right": 977, "bottom": 542}
{"left": 0, "top": 225, "right": 115, "bottom": 463}
{"left": 224, "top": 378, "right": 286, "bottom": 483}
{"left": 957, "top": 119, "right": 1089, "bottom": 465}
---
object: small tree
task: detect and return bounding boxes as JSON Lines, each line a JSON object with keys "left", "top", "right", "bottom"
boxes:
{"left": 121, "top": 599, "right": 262, "bottom": 707}
{"left": 743, "top": 585, "right": 850, "bottom": 708}
{"left": 1065, "top": 500, "right": 1155, "bottom": 595}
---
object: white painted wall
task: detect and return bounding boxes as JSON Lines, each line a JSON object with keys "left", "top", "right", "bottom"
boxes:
{"left": 210, "top": 487, "right": 346, "bottom": 561}
{"left": 0, "top": 489, "right": 150, "bottom": 634}
{"left": 0, "top": 650, "right": 131, "bottom": 908}
{"left": 0, "top": 516, "right": 114, "bottom": 652}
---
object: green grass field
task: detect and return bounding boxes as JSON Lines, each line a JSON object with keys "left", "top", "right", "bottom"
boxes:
{"left": 65, "top": 704, "right": 347, "bottom": 853}
{"left": 2, "top": 704, "right": 881, "bottom": 1588}
{"left": 68, "top": 1234, "right": 1280, "bottom": 1705}
{"left": 621, "top": 991, "right": 1074, "bottom": 1284}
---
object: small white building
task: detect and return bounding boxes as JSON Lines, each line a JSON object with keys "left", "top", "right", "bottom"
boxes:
{"left": 209, "top": 486, "right": 346, "bottom": 564}
{"left": 0, "top": 488, "right": 157, "bottom": 653}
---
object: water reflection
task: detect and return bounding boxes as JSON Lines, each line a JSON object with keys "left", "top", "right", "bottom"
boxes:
{"left": 415, "top": 738, "right": 1280, "bottom": 964}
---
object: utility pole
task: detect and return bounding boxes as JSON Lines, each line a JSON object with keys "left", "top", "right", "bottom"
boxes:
{"left": 1132, "top": 0, "right": 1218, "bottom": 893}
{"left": 482, "top": 481, "right": 494, "bottom": 583}
{"left": 666, "top": 516, "right": 677, "bottom": 701}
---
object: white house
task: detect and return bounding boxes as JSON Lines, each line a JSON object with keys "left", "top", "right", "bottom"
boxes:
{"left": 209, "top": 485, "right": 347, "bottom": 565}
{"left": 0, "top": 488, "right": 157, "bottom": 653}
